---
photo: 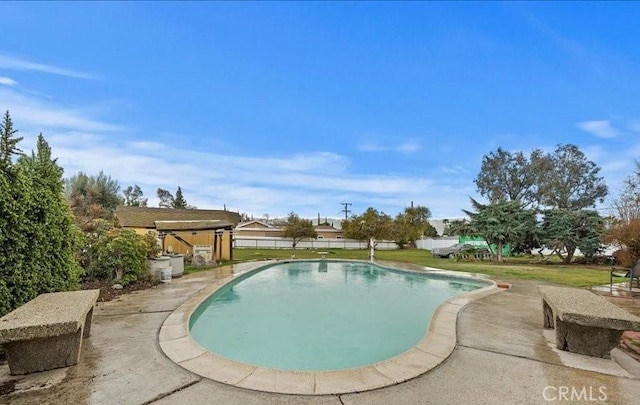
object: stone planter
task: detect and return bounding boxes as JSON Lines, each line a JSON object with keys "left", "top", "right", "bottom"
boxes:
{"left": 147, "top": 256, "right": 172, "bottom": 280}
{"left": 167, "top": 254, "right": 184, "bottom": 277}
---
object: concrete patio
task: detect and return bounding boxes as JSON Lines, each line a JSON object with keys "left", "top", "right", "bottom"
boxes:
{"left": 1, "top": 261, "right": 639, "bottom": 404}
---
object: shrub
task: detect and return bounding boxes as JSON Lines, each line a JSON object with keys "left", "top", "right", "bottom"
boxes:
{"left": 142, "top": 231, "right": 161, "bottom": 258}
{"left": 91, "top": 228, "right": 149, "bottom": 282}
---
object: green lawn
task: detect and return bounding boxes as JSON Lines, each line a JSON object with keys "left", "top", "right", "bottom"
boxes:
{"left": 230, "top": 248, "right": 615, "bottom": 288}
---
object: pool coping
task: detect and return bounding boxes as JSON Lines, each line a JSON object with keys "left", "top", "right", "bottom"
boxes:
{"left": 158, "top": 260, "right": 503, "bottom": 395}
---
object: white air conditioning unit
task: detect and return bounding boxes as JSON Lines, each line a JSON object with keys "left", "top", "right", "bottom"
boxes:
{"left": 193, "top": 245, "right": 212, "bottom": 262}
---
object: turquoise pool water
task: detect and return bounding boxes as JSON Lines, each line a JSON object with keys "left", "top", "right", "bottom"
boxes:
{"left": 189, "top": 261, "right": 488, "bottom": 371}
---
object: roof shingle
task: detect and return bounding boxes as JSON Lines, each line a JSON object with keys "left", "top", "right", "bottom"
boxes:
{"left": 115, "top": 206, "right": 241, "bottom": 228}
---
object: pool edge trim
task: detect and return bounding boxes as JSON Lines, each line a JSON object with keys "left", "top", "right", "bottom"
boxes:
{"left": 158, "top": 260, "right": 502, "bottom": 395}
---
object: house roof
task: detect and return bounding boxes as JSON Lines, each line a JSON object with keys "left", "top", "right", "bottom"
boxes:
{"left": 316, "top": 224, "right": 337, "bottom": 230}
{"left": 236, "top": 220, "right": 273, "bottom": 229}
{"left": 115, "top": 206, "right": 241, "bottom": 228}
{"left": 155, "top": 220, "right": 234, "bottom": 231}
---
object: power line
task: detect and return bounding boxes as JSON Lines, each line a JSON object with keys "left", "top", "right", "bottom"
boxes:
{"left": 340, "top": 202, "right": 352, "bottom": 221}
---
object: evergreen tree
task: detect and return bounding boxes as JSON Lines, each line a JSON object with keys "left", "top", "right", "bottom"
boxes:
{"left": 18, "top": 134, "right": 81, "bottom": 294}
{"left": 0, "top": 110, "right": 23, "bottom": 171}
{"left": 540, "top": 209, "right": 604, "bottom": 264}
{"left": 0, "top": 113, "right": 80, "bottom": 316}
{"left": 462, "top": 198, "right": 537, "bottom": 262}
{"left": 0, "top": 111, "right": 27, "bottom": 315}
{"left": 173, "top": 186, "right": 188, "bottom": 209}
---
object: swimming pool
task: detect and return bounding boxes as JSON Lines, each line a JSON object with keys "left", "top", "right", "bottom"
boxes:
{"left": 160, "top": 260, "right": 498, "bottom": 394}
{"left": 189, "top": 260, "right": 490, "bottom": 371}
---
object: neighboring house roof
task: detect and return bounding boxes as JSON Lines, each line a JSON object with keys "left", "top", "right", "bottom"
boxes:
{"left": 236, "top": 220, "right": 273, "bottom": 229}
{"left": 317, "top": 218, "right": 343, "bottom": 229}
{"left": 115, "top": 206, "right": 241, "bottom": 228}
{"left": 316, "top": 224, "right": 338, "bottom": 230}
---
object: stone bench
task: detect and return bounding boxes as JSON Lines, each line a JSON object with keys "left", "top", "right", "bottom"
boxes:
{"left": 538, "top": 285, "right": 640, "bottom": 358}
{"left": 0, "top": 289, "right": 100, "bottom": 375}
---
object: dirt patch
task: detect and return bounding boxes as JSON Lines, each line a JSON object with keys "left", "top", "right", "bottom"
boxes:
{"left": 80, "top": 278, "right": 158, "bottom": 302}
{"left": 0, "top": 379, "right": 17, "bottom": 396}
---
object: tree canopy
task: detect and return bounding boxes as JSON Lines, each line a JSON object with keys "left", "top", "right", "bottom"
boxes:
{"left": 475, "top": 144, "right": 607, "bottom": 210}
{"left": 604, "top": 160, "right": 640, "bottom": 266}
{"left": 472, "top": 143, "right": 608, "bottom": 262}
{"left": 281, "top": 212, "right": 317, "bottom": 249}
{"left": 123, "top": 184, "right": 147, "bottom": 207}
{"left": 540, "top": 209, "right": 604, "bottom": 264}
{"left": 537, "top": 144, "right": 607, "bottom": 210}
{"left": 65, "top": 171, "right": 123, "bottom": 231}
{"left": 157, "top": 186, "right": 194, "bottom": 209}
{"left": 462, "top": 198, "right": 536, "bottom": 262}
{"left": 474, "top": 147, "right": 542, "bottom": 207}
{"left": 392, "top": 204, "right": 432, "bottom": 248}
{"left": 343, "top": 207, "right": 394, "bottom": 248}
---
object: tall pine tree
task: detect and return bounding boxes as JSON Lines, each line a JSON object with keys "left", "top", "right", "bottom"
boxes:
{"left": 173, "top": 186, "right": 187, "bottom": 209}
{"left": 0, "top": 110, "right": 23, "bottom": 171}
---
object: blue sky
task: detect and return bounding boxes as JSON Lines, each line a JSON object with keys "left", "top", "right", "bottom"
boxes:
{"left": 1, "top": 2, "right": 639, "bottom": 219}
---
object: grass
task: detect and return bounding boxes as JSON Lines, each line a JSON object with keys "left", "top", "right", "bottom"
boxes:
{"left": 229, "top": 248, "right": 615, "bottom": 288}
{"left": 183, "top": 260, "right": 233, "bottom": 275}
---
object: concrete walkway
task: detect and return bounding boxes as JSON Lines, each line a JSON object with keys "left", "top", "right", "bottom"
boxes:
{"left": 2, "top": 262, "right": 639, "bottom": 404}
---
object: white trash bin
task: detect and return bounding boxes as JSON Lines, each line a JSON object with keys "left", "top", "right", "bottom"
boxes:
{"left": 159, "top": 267, "right": 172, "bottom": 283}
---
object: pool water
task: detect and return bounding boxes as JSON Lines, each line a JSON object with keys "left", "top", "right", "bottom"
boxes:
{"left": 189, "top": 261, "right": 487, "bottom": 371}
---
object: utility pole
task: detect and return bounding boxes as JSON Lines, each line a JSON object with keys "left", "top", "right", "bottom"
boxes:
{"left": 340, "top": 202, "right": 352, "bottom": 220}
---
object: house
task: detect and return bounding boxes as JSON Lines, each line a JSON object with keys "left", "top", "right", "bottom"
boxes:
{"left": 115, "top": 206, "right": 241, "bottom": 261}
{"left": 234, "top": 220, "right": 283, "bottom": 237}
{"left": 234, "top": 219, "right": 344, "bottom": 239}
{"left": 315, "top": 223, "right": 344, "bottom": 239}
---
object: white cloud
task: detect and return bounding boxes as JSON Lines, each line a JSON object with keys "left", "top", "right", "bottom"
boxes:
{"left": 0, "top": 54, "right": 97, "bottom": 80}
{"left": 42, "top": 129, "right": 440, "bottom": 216}
{"left": 358, "top": 139, "right": 422, "bottom": 154}
{"left": 358, "top": 141, "right": 386, "bottom": 152}
{"left": 0, "top": 77, "right": 17, "bottom": 86}
{"left": 628, "top": 119, "right": 640, "bottom": 133}
{"left": 127, "top": 141, "right": 167, "bottom": 151}
{"left": 396, "top": 141, "right": 421, "bottom": 154}
{"left": 439, "top": 165, "right": 467, "bottom": 175}
{"left": 581, "top": 145, "right": 604, "bottom": 162}
{"left": 576, "top": 120, "right": 618, "bottom": 138}
{"left": 0, "top": 88, "right": 121, "bottom": 132}
{"left": 601, "top": 159, "right": 629, "bottom": 173}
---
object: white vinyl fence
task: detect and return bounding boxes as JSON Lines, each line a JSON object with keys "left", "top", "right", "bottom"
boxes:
{"left": 416, "top": 237, "right": 458, "bottom": 251}
{"left": 416, "top": 236, "right": 618, "bottom": 257}
{"left": 234, "top": 237, "right": 398, "bottom": 250}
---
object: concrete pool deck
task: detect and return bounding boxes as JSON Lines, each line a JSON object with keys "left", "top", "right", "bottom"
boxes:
{"left": 2, "top": 260, "right": 640, "bottom": 404}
